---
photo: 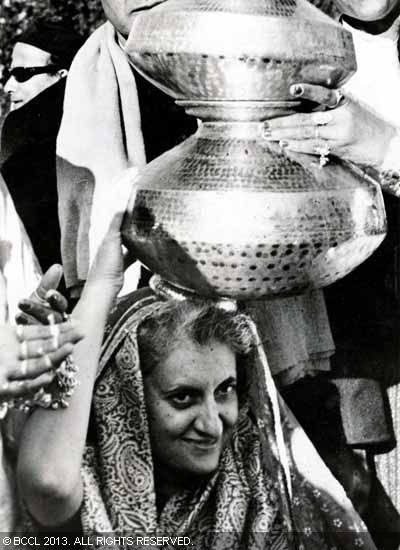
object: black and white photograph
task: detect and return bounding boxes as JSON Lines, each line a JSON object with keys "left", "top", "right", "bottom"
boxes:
{"left": 1, "top": 0, "right": 400, "bottom": 548}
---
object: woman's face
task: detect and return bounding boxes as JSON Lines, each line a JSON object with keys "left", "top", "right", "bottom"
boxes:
{"left": 4, "top": 42, "right": 60, "bottom": 111}
{"left": 334, "top": 0, "right": 399, "bottom": 20}
{"left": 144, "top": 338, "right": 238, "bottom": 480}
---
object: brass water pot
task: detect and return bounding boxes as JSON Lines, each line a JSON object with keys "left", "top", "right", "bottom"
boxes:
{"left": 122, "top": 0, "right": 386, "bottom": 300}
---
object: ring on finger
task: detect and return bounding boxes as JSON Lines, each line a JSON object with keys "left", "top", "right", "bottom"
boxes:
{"left": 31, "top": 345, "right": 45, "bottom": 359}
{"left": 314, "top": 143, "right": 331, "bottom": 156}
{"left": 44, "top": 354, "right": 53, "bottom": 369}
{"left": 50, "top": 324, "right": 60, "bottom": 349}
{"left": 330, "top": 88, "right": 345, "bottom": 109}
{"left": 32, "top": 289, "right": 48, "bottom": 305}
{"left": 20, "top": 360, "right": 28, "bottom": 377}
{"left": 314, "top": 126, "right": 320, "bottom": 140}
{"left": 314, "top": 143, "right": 331, "bottom": 167}
{"left": 19, "top": 340, "right": 28, "bottom": 360}
{"left": 16, "top": 324, "right": 25, "bottom": 342}
{"left": 48, "top": 315, "right": 60, "bottom": 348}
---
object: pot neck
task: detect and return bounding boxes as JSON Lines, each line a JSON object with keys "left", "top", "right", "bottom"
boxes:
{"left": 177, "top": 99, "right": 300, "bottom": 123}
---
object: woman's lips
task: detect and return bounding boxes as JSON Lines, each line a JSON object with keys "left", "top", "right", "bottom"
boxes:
{"left": 10, "top": 99, "right": 23, "bottom": 109}
{"left": 183, "top": 438, "right": 219, "bottom": 450}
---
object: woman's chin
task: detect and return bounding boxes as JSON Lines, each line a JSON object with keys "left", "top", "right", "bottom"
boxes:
{"left": 178, "top": 455, "right": 221, "bottom": 480}
{"left": 336, "top": 0, "right": 398, "bottom": 21}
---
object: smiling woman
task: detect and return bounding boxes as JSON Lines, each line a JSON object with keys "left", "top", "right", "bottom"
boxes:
{"left": 139, "top": 302, "right": 249, "bottom": 491}
{"left": 18, "top": 291, "right": 377, "bottom": 548}
{"left": 16, "top": 190, "right": 377, "bottom": 548}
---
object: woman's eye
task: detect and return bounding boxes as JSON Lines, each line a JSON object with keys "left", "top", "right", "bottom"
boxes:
{"left": 169, "top": 393, "right": 194, "bottom": 408}
{"left": 216, "top": 382, "right": 237, "bottom": 400}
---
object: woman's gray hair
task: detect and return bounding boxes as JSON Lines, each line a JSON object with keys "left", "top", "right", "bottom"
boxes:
{"left": 137, "top": 300, "right": 255, "bottom": 376}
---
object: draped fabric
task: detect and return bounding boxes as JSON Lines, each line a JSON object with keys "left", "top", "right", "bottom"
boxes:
{"left": 0, "top": 434, "right": 17, "bottom": 533}
{"left": 80, "top": 290, "right": 375, "bottom": 549}
{"left": 0, "top": 79, "right": 65, "bottom": 274}
{"left": 354, "top": 15, "right": 400, "bottom": 503}
{"left": 325, "top": 19, "right": 400, "bottom": 456}
{"left": 56, "top": 22, "right": 146, "bottom": 291}
{"left": 0, "top": 174, "right": 41, "bottom": 323}
{"left": 243, "top": 291, "right": 334, "bottom": 387}
{"left": 0, "top": 174, "right": 40, "bottom": 533}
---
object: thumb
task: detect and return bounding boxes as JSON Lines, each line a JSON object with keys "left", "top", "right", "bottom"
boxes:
{"left": 32, "top": 264, "right": 63, "bottom": 302}
{"left": 290, "top": 83, "right": 345, "bottom": 109}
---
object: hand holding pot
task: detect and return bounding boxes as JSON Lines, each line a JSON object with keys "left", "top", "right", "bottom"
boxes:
{"left": 264, "top": 83, "right": 396, "bottom": 167}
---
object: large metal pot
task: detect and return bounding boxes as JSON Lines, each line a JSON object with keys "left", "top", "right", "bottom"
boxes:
{"left": 122, "top": 0, "right": 386, "bottom": 300}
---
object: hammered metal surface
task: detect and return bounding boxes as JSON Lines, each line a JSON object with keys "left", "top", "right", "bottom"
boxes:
{"left": 154, "top": 0, "right": 297, "bottom": 15}
{"left": 122, "top": 0, "right": 385, "bottom": 299}
{"left": 127, "top": 0, "right": 355, "bottom": 107}
{"left": 122, "top": 124, "right": 386, "bottom": 299}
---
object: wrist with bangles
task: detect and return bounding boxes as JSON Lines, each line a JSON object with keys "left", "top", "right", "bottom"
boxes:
{"left": 1, "top": 314, "right": 79, "bottom": 415}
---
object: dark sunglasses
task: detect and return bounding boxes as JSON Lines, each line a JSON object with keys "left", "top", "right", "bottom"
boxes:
{"left": 4, "top": 65, "right": 59, "bottom": 83}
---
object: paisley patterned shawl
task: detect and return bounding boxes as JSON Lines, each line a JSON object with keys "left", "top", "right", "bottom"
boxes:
{"left": 80, "top": 290, "right": 376, "bottom": 550}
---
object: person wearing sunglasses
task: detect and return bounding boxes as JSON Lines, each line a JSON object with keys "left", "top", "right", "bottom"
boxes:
{"left": 4, "top": 64, "right": 64, "bottom": 111}
{"left": 0, "top": 19, "right": 84, "bottom": 277}
{"left": 4, "top": 54, "right": 65, "bottom": 112}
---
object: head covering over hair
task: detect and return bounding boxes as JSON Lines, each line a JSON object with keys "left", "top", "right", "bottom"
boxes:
{"left": 16, "top": 18, "right": 85, "bottom": 69}
{"left": 74, "top": 289, "right": 376, "bottom": 550}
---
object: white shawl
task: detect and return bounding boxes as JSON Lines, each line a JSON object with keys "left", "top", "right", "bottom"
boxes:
{"left": 57, "top": 22, "right": 146, "bottom": 286}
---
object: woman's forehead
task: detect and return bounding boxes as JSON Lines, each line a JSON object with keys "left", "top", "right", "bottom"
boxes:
{"left": 12, "top": 42, "right": 51, "bottom": 66}
{"left": 150, "top": 339, "right": 237, "bottom": 389}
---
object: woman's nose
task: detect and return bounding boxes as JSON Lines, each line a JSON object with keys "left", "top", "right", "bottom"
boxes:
{"left": 4, "top": 76, "right": 16, "bottom": 94}
{"left": 194, "top": 400, "right": 223, "bottom": 439}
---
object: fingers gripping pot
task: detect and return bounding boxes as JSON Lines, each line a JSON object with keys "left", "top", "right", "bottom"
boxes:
{"left": 122, "top": 0, "right": 386, "bottom": 300}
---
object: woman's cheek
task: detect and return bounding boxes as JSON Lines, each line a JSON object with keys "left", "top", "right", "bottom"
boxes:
{"left": 163, "top": 406, "right": 196, "bottom": 435}
{"left": 222, "top": 398, "right": 239, "bottom": 428}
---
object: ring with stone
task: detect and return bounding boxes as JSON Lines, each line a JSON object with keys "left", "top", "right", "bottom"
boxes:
{"left": 314, "top": 143, "right": 331, "bottom": 167}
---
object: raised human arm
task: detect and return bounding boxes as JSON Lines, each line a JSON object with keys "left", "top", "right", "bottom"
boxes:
{"left": 17, "top": 174, "right": 134, "bottom": 527}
